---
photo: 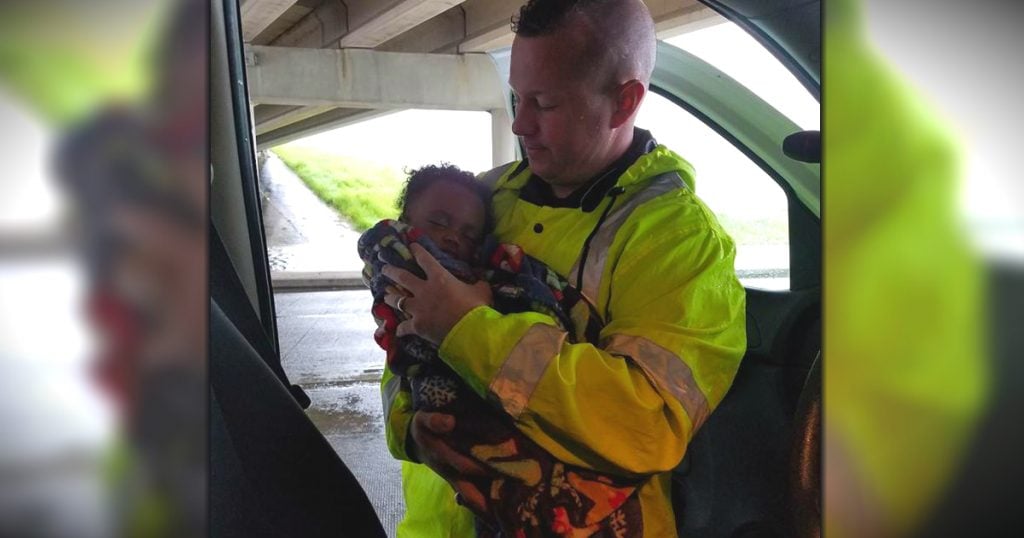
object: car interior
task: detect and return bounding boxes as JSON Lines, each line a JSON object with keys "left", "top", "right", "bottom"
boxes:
{"left": 210, "top": 0, "right": 821, "bottom": 537}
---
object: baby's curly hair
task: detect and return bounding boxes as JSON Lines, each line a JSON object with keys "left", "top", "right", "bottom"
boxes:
{"left": 397, "top": 163, "right": 494, "bottom": 234}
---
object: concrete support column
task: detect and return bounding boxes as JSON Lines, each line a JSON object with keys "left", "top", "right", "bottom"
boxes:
{"left": 490, "top": 108, "right": 515, "bottom": 167}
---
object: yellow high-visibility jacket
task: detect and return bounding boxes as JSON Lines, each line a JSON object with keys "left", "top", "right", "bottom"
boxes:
{"left": 382, "top": 144, "right": 747, "bottom": 537}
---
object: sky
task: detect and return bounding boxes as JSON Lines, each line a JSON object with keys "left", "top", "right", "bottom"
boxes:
{"left": 283, "top": 108, "right": 495, "bottom": 174}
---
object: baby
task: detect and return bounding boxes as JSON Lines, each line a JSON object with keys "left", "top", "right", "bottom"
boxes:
{"left": 359, "top": 164, "right": 644, "bottom": 537}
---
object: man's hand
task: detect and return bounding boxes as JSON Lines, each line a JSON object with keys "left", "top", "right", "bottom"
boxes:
{"left": 409, "top": 411, "right": 491, "bottom": 517}
{"left": 381, "top": 243, "right": 492, "bottom": 345}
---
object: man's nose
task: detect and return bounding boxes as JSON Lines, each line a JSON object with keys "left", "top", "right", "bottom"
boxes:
{"left": 511, "top": 105, "right": 535, "bottom": 136}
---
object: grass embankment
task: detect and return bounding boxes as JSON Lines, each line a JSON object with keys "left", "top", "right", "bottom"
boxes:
{"left": 717, "top": 214, "right": 788, "bottom": 245}
{"left": 272, "top": 145, "right": 787, "bottom": 245}
{"left": 273, "top": 146, "right": 405, "bottom": 231}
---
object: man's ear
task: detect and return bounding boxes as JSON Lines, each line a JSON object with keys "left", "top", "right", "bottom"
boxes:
{"left": 610, "top": 79, "right": 646, "bottom": 128}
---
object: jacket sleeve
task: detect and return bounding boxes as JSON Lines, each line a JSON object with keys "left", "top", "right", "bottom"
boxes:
{"left": 366, "top": 249, "right": 418, "bottom": 464}
{"left": 437, "top": 220, "right": 746, "bottom": 477}
{"left": 381, "top": 366, "right": 418, "bottom": 462}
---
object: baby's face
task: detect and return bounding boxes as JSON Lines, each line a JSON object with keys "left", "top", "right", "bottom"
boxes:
{"left": 404, "top": 180, "right": 486, "bottom": 263}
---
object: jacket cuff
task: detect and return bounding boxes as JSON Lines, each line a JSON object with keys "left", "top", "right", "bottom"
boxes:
{"left": 400, "top": 413, "right": 421, "bottom": 464}
{"left": 385, "top": 387, "right": 418, "bottom": 462}
{"left": 438, "top": 305, "right": 556, "bottom": 399}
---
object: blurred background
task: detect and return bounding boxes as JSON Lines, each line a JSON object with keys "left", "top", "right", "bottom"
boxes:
{"left": 1, "top": 0, "right": 205, "bottom": 536}
{"left": 825, "top": 0, "right": 1023, "bottom": 536}
{"left": 0, "top": 0, "right": 1020, "bottom": 537}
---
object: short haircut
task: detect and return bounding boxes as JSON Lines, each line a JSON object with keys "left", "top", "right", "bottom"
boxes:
{"left": 510, "top": 0, "right": 656, "bottom": 87}
{"left": 510, "top": 0, "right": 579, "bottom": 36}
{"left": 397, "top": 164, "right": 494, "bottom": 233}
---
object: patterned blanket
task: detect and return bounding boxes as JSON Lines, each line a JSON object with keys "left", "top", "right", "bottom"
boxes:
{"left": 359, "top": 220, "right": 644, "bottom": 538}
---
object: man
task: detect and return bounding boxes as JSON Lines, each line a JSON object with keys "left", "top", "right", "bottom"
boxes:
{"left": 380, "top": 0, "right": 746, "bottom": 535}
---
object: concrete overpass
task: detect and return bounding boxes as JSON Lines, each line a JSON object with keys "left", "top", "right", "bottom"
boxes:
{"left": 242, "top": 0, "right": 721, "bottom": 164}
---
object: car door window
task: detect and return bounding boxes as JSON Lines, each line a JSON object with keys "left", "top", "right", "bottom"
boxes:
{"left": 665, "top": 21, "right": 819, "bottom": 130}
{"left": 637, "top": 91, "right": 791, "bottom": 290}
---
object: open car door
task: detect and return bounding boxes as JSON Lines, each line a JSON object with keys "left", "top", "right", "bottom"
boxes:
{"left": 658, "top": 1, "right": 821, "bottom": 536}
{"left": 209, "top": 0, "right": 385, "bottom": 535}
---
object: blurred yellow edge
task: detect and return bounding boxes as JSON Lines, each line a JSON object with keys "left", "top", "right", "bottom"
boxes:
{"left": 824, "top": 1, "right": 990, "bottom": 537}
{"left": 0, "top": 0, "right": 168, "bottom": 126}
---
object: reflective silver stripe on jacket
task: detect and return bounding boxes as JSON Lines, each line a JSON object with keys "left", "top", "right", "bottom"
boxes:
{"left": 568, "top": 171, "right": 686, "bottom": 303}
{"left": 489, "top": 323, "right": 567, "bottom": 419}
{"left": 381, "top": 373, "right": 403, "bottom": 420}
{"left": 604, "top": 333, "right": 711, "bottom": 431}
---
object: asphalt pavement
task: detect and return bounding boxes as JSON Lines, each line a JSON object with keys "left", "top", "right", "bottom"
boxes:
{"left": 262, "top": 153, "right": 404, "bottom": 536}
{"left": 276, "top": 289, "right": 404, "bottom": 537}
{"left": 259, "top": 153, "right": 364, "bottom": 273}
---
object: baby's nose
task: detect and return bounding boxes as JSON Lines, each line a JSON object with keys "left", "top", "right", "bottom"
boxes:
{"left": 442, "top": 232, "right": 461, "bottom": 249}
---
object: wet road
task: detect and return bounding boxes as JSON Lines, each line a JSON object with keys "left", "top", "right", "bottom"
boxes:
{"left": 260, "top": 150, "right": 405, "bottom": 534}
{"left": 276, "top": 289, "right": 404, "bottom": 536}
{"left": 260, "top": 153, "right": 363, "bottom": 272}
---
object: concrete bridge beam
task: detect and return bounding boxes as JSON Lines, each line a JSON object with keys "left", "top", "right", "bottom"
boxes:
{"left": 247, "top": 46, "right": 506, "bottom": 111}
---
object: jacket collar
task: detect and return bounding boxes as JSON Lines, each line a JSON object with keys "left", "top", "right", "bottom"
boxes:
{"left": 517, "top": 128, "right": 658, "bottom": 211}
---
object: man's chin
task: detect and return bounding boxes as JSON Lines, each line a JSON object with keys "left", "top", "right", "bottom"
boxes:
{"left": 527, "top": 156, "right": 554, "bottom": 178}
{"left": 531, "top": 165, "right": 570, "bottom": 187}
{"left": 525, "top": 148, "right": 547, "bottom": 163}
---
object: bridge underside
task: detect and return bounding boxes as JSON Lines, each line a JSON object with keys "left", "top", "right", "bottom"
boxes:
{"left": 241, "top": 0, "right": 721, "bottom": 162}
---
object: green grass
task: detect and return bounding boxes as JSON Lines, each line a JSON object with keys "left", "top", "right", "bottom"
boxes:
{"left": 0, "top": 3, "right": 159, "bottom": 125}
{"left": 272, "top": 146, "right": 405, "bottom": 231}
{"left": 716, "top": 214, "right": 788, "bottom": 245}
{"left": 271, "top": 145, "right": 787, "bottom": 244}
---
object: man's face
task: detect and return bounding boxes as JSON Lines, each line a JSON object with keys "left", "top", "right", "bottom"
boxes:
{"left": 509, "top": 29, "right": 617, "bottom": 195}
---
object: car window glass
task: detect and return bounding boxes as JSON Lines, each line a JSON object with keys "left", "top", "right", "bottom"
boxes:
{"left": 636, "top": 91, "right": 790, "bottom": 291}
{"left": 665, "top": 22, "right": 819, "bottom": 130}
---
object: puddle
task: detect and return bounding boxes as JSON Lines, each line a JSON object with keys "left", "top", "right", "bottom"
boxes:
{"left": 304, "top": 381, "right": 384, "bottom": 436}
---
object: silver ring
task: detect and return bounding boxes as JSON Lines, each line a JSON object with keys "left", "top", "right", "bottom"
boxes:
{"left": 396, "top": 296, "right": 407, "bottom": 314}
